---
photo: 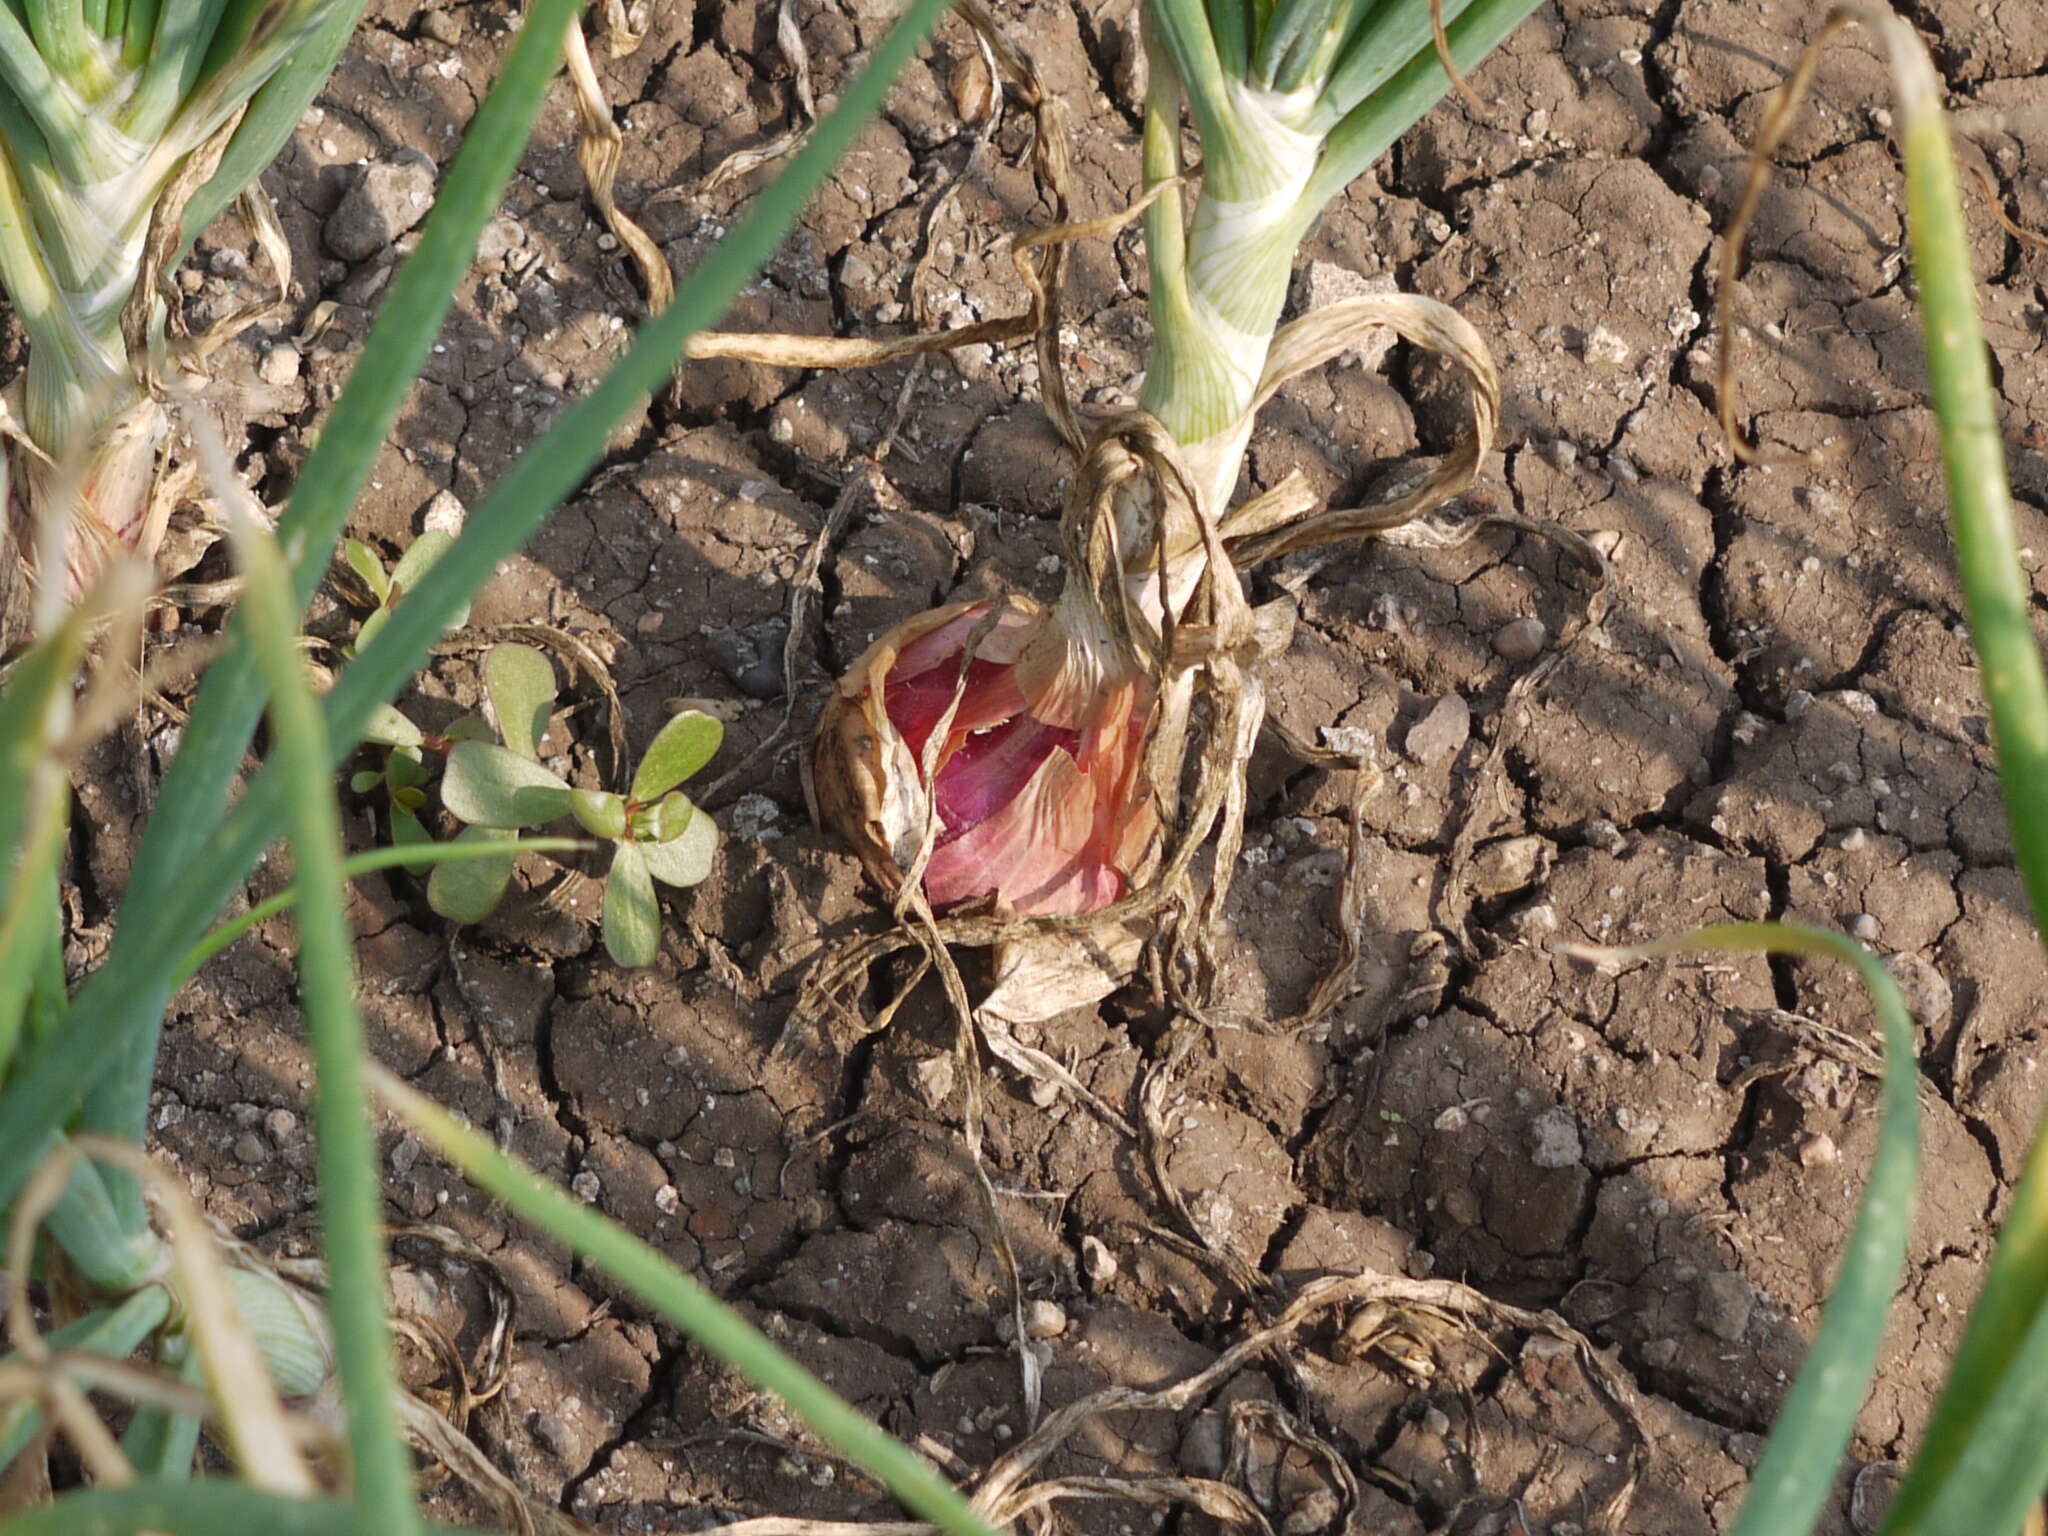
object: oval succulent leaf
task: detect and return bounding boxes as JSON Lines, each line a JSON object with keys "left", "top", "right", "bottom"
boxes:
{"left": 441, "top": 741, "right": 571, "bottom": 828}
{"left": 641, "top": 796, "right": 718, "bottom": 889}
{"left": 427, "top": 827, "right": 520, "bottom": 924}
{"left": 390, "top": 805, "right": 435, "bottom": 874}
{"left": 388, "top": 529, "right": 471, "bottom": 629}
{"left": 349, "top": 769, "right": 382, "bottom": 794}
{"left": 631, "top": 710, "right": 723, "bottom": 803}
{"left": 343, "top": 538, "right": 390, "bottom": 604}
{"left": 389, "top": 529, "right": 454, "bottom": 593}
{"left": 650, "top": 789, "right": 695, "bottom": 843}
{"left": 570, "top": 788, "right": 628, "bottom": 840}
{"left": 604, "top": 841, "right": 661, "bottom": 968}
{"left": 387, "top": 747, "right": 428, "bottom": 791}
{"left": 362, "top": 702, "right": 424, "bottom": 750}
{"left": 355, "top": 605, "right": 390, "bottom": 656}
{"left": 484, "top": 643, "right": 557, "bottom": 761}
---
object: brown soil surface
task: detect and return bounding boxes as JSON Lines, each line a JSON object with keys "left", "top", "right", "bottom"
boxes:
{"left": 107, "top": 1, "right": 2048, "bottom": 1532}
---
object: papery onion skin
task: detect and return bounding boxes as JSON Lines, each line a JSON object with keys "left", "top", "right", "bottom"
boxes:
{"left": 815, "top": 597, "right": 1160, "bottom": 918}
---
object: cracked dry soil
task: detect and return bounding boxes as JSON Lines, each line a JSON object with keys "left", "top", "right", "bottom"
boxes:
{"left": 74, "top": 0, "right": 2048, "bottom": 1531}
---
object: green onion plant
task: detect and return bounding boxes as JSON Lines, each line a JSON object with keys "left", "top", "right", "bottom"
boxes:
{"left": 1139, "top": 0, "right": 1538, "bottom": 512}
{"left": 0, "top": 0, "right": 364, "bottom": 611}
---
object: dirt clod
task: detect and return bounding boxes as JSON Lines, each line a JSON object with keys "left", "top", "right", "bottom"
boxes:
{"left": 1695, "top": 1272, "right": 1757, "bottom": 1343}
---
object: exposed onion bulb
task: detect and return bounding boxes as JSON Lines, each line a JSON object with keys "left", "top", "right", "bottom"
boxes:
{"left": 815, "top": 587, "right": 1161, "bottom": 918}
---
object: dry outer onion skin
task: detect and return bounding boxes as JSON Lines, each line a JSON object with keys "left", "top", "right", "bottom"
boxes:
{"left": 815, "top": 599, "right": 988, "bottom": 896}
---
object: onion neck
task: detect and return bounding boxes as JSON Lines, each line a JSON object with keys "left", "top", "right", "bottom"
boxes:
{"left": 1139, "top": 79, "right": 1321, "bottom": 523}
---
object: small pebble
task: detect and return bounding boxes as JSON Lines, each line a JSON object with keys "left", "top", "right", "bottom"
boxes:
{"left": 421, "top": 488, "right": 466, "bottom": 537}
{"left": 534, "top": 1413, "right": 579, "bottom": 1461}
{"left": 912, "top": 1054, "right": 956, "bottom": 1109}
{"left": 324, "top": 148, "right": 439, "bottom": 262}
{"left": 1850, "top": 913, "right": 1881, "bottom": 942}
{"left": 259, "top": 343, "right": 301, "bottom": 387}
{"left": 1368, "top": 593, "right": 1412, "bottom": 635}
{"left": 706, "top": 619, "right": 789, "bottom": 700}
{"left": 1852, "top": 1462, "right": 1904, "bottom": 1535}
{"left": 1583, "top": 324, "right": 1631, "bottom": 366}
{"left": 1291, "top": 264, "right": 1400, "bottom": 368}
{"left": 1799, "top": 1132, "right": 1839, "bottom": 1168}
{"left": 1884, "top": 952, "right": 1952, "bottom": 1032}
{"left": 1471, "top": 834, "right": 1548, "bottom": 897}
{"left": 1585, "top": 817, "right": 1628, "bottom": 854}
{"left": 1404, "top": 695, "right": 1471, "bottom": 767}
{"left": 1529, "top": 1107, "right": 1583, "bottom": 1169}
{"left": 1613, "top": 1105, "right": 1660, "bottom": 1139}
{"left": 1081, "top": 1234, "right": 1117, "bottom": 1287}
{"left": 728, "top": 793, "right": 782, "bottom": 840}
{"left": 233, "top": 1133, "right": 268, "bottom": 1166}
{"left": 1178, "top": 1413, "right": 1225, "bottom": 1479}
{"left": 996, "top": 1300, "right": 1068, "bottom": 1342}
{"left": 1493, "top": 617, "right": 1548, "bottom": 661}
{"left": 1023, "top": 1300, "right": 1067, "bottom": 1339}
{"left": 570, "top": 1170, "right": 602, "bottom": 1203}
